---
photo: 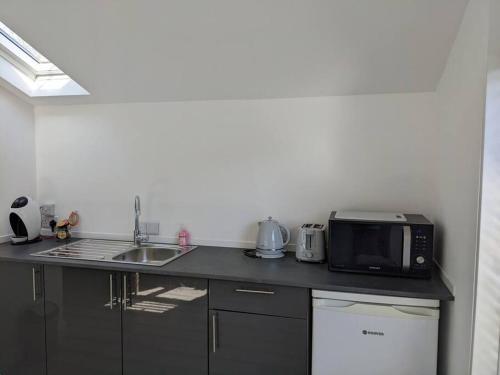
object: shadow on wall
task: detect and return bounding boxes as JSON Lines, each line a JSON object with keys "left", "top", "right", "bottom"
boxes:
{"left": 432, "top": 221, "right": 445, "bottom": 269}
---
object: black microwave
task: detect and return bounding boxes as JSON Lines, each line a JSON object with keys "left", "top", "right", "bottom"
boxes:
{"left": 328, "top": 211, "right": 434, "bottom": 278}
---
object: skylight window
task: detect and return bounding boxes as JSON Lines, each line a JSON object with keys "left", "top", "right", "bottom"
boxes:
{"left": 0, "top": 21, "right": 88, "bottom": 97}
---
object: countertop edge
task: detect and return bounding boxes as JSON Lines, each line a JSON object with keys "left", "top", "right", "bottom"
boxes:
{"left": 0, "top": 239, "right": 454, "bottom": 302}
{"left": 0, "top": 253, "right": 454, "bottom": 301}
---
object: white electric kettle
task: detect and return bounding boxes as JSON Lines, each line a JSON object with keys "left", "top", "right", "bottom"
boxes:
{"left": 256, "top": 217, "right": 290, "bottom": 258}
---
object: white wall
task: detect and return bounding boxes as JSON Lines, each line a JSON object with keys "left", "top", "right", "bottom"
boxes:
{"left": 0, "top": 86, "right": 36, "bottom": 241}
{"left": 434, "top": 0, "right": 490, "bottom": 373}
{"left": 35, "top": 93, "right": 437, "bottom": 247}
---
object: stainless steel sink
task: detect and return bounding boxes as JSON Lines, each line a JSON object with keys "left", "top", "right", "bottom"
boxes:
{"left": 32, "top": 239, "right": 197, "bottom": 267}
{"left": 112, "top": 245, "right": 184, "bottom": 266}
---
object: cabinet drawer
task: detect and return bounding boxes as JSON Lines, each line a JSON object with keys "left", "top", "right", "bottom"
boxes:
{"left": 209, "top": 280, "right": 308, "bottom": 319}
{"left": 209, "top": 310, "right": 309, "bottom": 375}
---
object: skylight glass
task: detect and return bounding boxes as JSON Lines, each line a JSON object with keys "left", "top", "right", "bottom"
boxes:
{"left": 0, "top": 21, "right": 65, "bottom": 78}
{"left": 0, "top": 21, "right": 49, "bottom": 63}
{"left": 0, "top": 21, "right": 88, "bottom": 97}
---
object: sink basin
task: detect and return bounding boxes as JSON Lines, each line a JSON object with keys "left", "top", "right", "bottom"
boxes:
{"left": 32, "top": 239, "right": 197, "bottom": 267}
{"left": 112, "top": 246, "right": 182, "bottom": 265}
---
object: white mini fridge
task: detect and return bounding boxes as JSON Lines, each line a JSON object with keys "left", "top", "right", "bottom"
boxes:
{"left": 312, "top": 290, "right": 440, "bottom": 375}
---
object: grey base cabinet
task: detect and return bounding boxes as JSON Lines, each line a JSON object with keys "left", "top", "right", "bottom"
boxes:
{"left": 44, "top": 266, "right": 122, "bottom": 375}
{"left": 122, "top": 273, "right": 208, "bottom": 375}
{"left": 0, "top": 262, "right": 46, "bottom": 375}
{"left": 209, "top": 310, "right": 309, "bottom": 375}
{"left": 0, "top": 261, "right": 308, "bottom": 375}
{"left": 44, "top": 265, "right": 208, "bottom": 375}
{"left": 209, "top": 280, "right": 310, "bottom": 375}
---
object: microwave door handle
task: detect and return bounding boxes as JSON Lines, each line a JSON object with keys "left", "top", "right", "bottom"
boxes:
{"left": 402, "top": 226, "right": 411, "bottom": 272}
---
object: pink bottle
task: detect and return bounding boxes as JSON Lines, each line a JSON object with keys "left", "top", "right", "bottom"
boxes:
{"left": 178, "top": 229, "right": 189, "bottom": 247}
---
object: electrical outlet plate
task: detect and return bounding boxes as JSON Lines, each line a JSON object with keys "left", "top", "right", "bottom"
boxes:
{"left": 139, "top": 222, "right": 160, "bottom": 235}
{"left": 40, "top": 204, "right": 55, "bottom": 216}
{"left": 146, "top": 222, "right": 160, "bottom": 235}
{"left": 40, "top": 204, "right": 55, "bottom": 229}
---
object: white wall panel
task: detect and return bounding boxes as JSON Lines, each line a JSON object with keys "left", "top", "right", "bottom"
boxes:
{"left": 35, "top": 93, "right": 437, "bottom": 247}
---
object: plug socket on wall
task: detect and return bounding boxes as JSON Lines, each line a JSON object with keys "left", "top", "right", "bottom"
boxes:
{"left": 146, "top": 222, "right": 160, "bottom": 235}
{"left": 139, "top": 222, "right": 160, "bottom": 235}
{"left": 40, "top": 204, "right": 55, "bottom": 229}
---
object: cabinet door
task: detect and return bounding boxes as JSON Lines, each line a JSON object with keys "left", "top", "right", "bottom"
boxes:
{"left": 0, "top": 262, "right": 46, "bottom": 375}
{"left": 45, "top": 266, "right": 122, "bottom": 375}
{"left": 209, "top": 310, "right": 309, "bottom": 375}
{"left": 122, "top": 273, "right": 208, "bottom": 375}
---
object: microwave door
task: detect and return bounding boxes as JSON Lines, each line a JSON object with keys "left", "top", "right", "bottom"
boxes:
{"left": 387, "top": 225, "right": 403, "bottom": 270}
{"left": 335, "top": 223, "right": 404, "bottom": 271}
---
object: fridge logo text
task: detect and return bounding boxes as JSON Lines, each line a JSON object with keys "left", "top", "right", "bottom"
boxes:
{"left": 362, "top": 330, "right": 385, "bottom": 336}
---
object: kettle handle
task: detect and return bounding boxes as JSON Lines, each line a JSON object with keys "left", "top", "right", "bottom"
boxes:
{"left": 280, "top": 225, "right": 290, "bottom": 246}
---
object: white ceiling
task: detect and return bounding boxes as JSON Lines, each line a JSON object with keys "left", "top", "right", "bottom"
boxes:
{"left": 0, "top": 0, "right": 468, "bottom": 104}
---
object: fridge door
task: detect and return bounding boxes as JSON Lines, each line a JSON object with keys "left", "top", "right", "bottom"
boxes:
{"left": 312, "top": 298, "right": 439, "bottom": 375}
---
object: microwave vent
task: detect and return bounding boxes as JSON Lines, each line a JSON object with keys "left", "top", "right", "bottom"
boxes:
{"left": 334, "top": 211, "right": 407, "bottom": 222}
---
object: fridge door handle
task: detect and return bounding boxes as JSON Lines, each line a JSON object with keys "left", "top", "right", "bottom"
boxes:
{"left": 314, "top": 299, "right": 439, "bottom": 320}
{"left": 391, "top": 305, "right": 440, "bottom": 318}
{"left": 313, "top": 299, "right": 356, "bottom": 308}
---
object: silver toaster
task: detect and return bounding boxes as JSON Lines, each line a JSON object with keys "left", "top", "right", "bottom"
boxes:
{"left": 296, "top": 224, "right": 326, "bottom": 263}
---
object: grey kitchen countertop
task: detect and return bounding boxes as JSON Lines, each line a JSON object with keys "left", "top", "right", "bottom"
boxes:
{"left": 0, "top": 237, "right": 453, "bottom": 301}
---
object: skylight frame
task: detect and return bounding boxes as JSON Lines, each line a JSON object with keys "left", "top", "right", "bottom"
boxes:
{"left": 0, "top": 21, "right": 64, "bottom": 80}
{"left": 0, "top": 20, "right": 88, "bottom": 97}
{"left": 0, "top": 24, "right": 46, "bottom": 64}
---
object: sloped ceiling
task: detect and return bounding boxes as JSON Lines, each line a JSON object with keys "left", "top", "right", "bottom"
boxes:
{"left": 0, "top": 0, "right": 468, "bottom": 104}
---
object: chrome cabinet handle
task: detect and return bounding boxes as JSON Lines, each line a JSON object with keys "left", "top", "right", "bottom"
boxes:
{"left": 402, "top": 226, "right": 411, "bottom": 272}
{"left": 235, "top": 289, "right": 275, "bottom": 295}
{"left": 32, "top": 267, "right": 36, "bottom": 302}
{"left": 109, "top": 274, "right": 114, "bottom": 310}
{"left": 123, "top": 274, "right": 127, "bottom": 310}
{"left": 212, "top": 313, "right": 218, "bottom": 353}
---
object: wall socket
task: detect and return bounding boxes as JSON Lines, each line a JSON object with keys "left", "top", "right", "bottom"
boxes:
{"left": 139, "top": 222, "right": 160, "bottom": 235}
{"left": 40, "top": 204, "right": 55, "bottom": 229}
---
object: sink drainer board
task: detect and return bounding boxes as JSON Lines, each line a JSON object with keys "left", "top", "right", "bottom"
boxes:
{"left": 34, "top": 239, "right": 134, "bottom": 260}
{"left": 32, "top": 239, "right": 197, "bottom": 266}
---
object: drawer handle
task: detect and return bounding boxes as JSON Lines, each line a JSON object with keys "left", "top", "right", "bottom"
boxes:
{"left": 212, "top": 312, "right": 218, "bottom": 353}
{"left": 109, "top": 274, "right": 114, "bottom": 310}
{"left": 32, "top": 267, "right": 37, "bottom": 302}
{"left": 123, "top": 274, "right": 128, "bottom": 310}
{"left": 235, "top": 288, "right": 275, "bottom": 295}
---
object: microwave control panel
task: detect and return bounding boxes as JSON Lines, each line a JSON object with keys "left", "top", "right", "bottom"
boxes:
{"left": 410, "top": 226, "right": 434, "bottom": 271}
